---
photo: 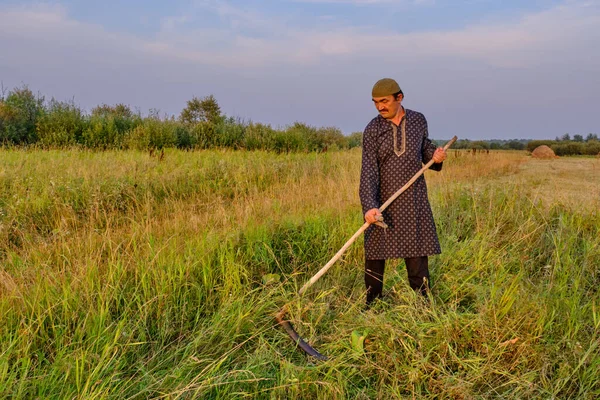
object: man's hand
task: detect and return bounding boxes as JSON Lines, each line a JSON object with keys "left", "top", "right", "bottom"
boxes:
{"left": 364, "top": 208, "right": 382, "bottom": 224}
{"left": 433, "top": 147, "right": 447, "bottom": 163}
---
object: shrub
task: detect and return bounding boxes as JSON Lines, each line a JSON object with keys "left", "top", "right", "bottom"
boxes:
{"left": 180, "top": 95, "right": 222, "bottom": 125}
{"left": 452, "top": 139, "right": 472, "bottom": 149}
{"left": 92, "top": 103, "right": 135, "bottom": 119}
{"left": 552, "top": 142, "right": 584, "bottom": 156}
{"left": 242, "top": 122, "right": 276, "bottom": 150}
{"left": 471, "top": 141, "right": 490, "bottom": 150}
{"left": 274, "top": 124, "right": 307, "bottom": 153}
{"left": 583, "top": 140, "right": 600, "bottom": 156}
{"left": 36, "top": 99, "right": 86, "bottom": 147}
{"left": 214, "top": 117, "right": 245, "bottom": 148}
{"left": 125, "top": 117, "right": 178, "bottom": 150}
{"left": 188, "top": 122, "right": 217, "bottom": 149}
{"left": 316, "top": 126, "right": 346, "bottom": 150}
{"left": 0, "top": 86, "right": 45, "bottom": 145}
{"left": 82, "top": 115, "right": 125, "bottom": 149}
{"left": 81, "top": 105, "right": 141, "bottom": 149}
{"left": 347, "top": 132, "right": 363, "bottom": 149}
{"left": 506, "top": 140, "right": 525, "bottom": 150}
{"left": 174, "top": 124, "right": 195, "bottom": 149}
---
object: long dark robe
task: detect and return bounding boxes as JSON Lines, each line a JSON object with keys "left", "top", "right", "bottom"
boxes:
{"left": 359, "top": 109, "right": 442, "bottom": 260}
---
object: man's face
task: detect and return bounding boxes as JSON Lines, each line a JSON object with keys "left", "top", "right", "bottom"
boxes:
{"left": 372, "top": 94, "right": 403, "bottom": 120}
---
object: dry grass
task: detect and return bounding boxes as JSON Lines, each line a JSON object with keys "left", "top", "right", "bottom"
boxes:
{"left": 0, "top": 148, "right": 598, "bottom": 399}
{"left": 507, "top": 156, "right": 600, "bottom": 211}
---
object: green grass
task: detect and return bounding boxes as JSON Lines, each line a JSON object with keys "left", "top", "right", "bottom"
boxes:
{"left": 0, "top": 149, "right": 598, "bottom": 398}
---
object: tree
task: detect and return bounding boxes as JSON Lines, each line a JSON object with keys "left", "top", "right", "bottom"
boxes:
{"left": 179, "top": 95, "right": 221, "bottom": 125}
{"left": 347, "top": 131, "right": 363, "bottom": 148}
{"left": 36, "top": 98, "right": 86, "bottom": 146}
{"left": 507, "top": 140, "right": 525, "bottom": 150}
{"left": 472, "top": 140, "right": 490, "bottom": 150}
{"left": 91, "top": 103, "right": 134, "bottom": 119}
{"left": 317, "top": 126, "right": 346, "bottom": 149}
{"left": 0, "top": 85, "right": 45, "bottom": 144}
{"left": 86, "top": 103, "right": 140, "bottom": 148}
{"left": 573, "top": 134, "right": 584, "bottom": 142}
{"left": 586, "top": 133, "right": 598, "bottom": 142}
{"left": 561, "top": 133, "right": 571, "bottom": 141}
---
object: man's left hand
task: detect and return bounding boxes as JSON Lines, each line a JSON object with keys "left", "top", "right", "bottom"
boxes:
{"left": 433, "top": 147, "right": 447, "bottom": 163}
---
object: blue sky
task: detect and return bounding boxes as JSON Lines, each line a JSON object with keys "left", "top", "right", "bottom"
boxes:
{"left": 1, "top": 0, "right": 598, "bottom": 139}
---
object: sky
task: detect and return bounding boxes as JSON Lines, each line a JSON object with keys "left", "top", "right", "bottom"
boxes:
{"left": 0, "top": 0, "right": 599, "bottom": 140}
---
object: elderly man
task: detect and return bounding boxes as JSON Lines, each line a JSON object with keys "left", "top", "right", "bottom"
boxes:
{"left": 360, "top": 78, "right": 446, "bottom": 306}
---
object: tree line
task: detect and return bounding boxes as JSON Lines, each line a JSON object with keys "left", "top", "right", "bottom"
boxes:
{"left": 525, "top": 139, "right": 600, "bottom": 156}
{"left": 0, "top": 85, "right": 362, "bottom": 152}
{"left": 444, "top": 139, "right": 529, "bottom": 151}
{"left": 2, "top": 84, "right": 597, "bottom": 155}
{"left": 435, "top": 136, "right": 599, "bottom": 156}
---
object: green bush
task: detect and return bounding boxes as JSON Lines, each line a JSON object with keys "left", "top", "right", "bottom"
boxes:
{"left": 583, "top": 140, "right": 600, "bottom": 155}
{"left": 174, "top": 125, "right": 195, "bottom": 149}
{"left": 214, "top": 117, "right": 245, "bottom": 148}
{"left": 506, "top": 140, "right": 525, "bottom": 150}
{"left": 125, "top": 117, "right": 178, "bottom": 150}
{"left": 471, "top": 140, "right": 490, "bottom": 150}
{"left": 82, "top": 115, "right": 125, "bottom": 149}
{"left": 0, "top": 86, "right": 45, "bottom": 145}
{"left": 452, "top": 139, "right": 472, "bottom": 149}
{"left": 347, "top": 131, "right": 363, "bottom": 148}
{"left": 36, "top": 99, "right": 86, "bottom": 147}
{"left": 80, "top": 105, "right": 142, "bottom": 149}
{"left": 187, "top": 122, "right": 217, "bottom": 149}
{"left": 242, "top": 122, "right": 276, "bottom": 150}
{"left": 316, "top": 126, "right": 346, "bottom": 150}
{"left": 273, "top": 124, "right": 307, "bottom": 153}
{"left": 179, "top": 95, "right": 221, "bottom": 125}
{"left": 552, "top": 142, "right": 584, "bottom": 156}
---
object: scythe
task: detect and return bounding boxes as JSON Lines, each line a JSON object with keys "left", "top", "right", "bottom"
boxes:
{"left": 276, "top": 136, "right": 458, "bottom": 361}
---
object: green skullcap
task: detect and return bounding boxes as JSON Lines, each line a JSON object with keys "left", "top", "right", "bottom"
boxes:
{"left": 372, "top": 78, "right": 402, "bottom": 98}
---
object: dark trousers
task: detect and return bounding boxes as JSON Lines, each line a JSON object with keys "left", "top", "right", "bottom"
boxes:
{"left": 365, "top": 257, "right": 430, "bottom": 304}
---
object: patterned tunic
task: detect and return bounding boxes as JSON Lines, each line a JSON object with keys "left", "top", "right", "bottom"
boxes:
{"left": 359, "top": 109, "right": 442, "bottom": 260}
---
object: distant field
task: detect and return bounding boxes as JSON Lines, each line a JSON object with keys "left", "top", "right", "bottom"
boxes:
{"left": 0, "top": 149, "right": 598, "bottom": 399}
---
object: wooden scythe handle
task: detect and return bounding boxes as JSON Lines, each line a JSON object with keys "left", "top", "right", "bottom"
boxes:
{"left": 297, "top": 136, "right": 457, "bottom": 296}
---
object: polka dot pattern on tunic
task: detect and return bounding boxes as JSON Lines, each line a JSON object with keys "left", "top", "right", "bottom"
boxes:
{"left": 359, "top": 109, "right": 442, "bottom": 260}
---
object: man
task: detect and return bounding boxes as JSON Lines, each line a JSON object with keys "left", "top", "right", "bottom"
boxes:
{"left": 359, "top": 78, "right": 446, "bottom": 306}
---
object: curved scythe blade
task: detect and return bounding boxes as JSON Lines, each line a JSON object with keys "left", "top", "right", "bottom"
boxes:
{"left": 275, "top": 136, "right": 458, "bottom": 360}
{"left": 275, "top": 307, "right": 327, "bottom": 361}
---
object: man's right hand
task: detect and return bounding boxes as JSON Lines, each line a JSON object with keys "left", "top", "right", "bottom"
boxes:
{"left": 364, "top": 208, "right": 382, "bottom": 224}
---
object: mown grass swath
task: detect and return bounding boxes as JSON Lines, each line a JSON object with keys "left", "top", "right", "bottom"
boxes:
{"left": 0, "top": 149, "right": 598, "bottom": 398}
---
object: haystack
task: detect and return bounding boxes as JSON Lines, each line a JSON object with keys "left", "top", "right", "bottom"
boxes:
{"left": 532, "top": 145, "right": 557, "bottom": 159}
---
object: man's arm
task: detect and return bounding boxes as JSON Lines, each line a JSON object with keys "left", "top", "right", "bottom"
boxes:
{"left": 359, "top": 123, "right": 381, "bottom": 220}
{"left": 420, "top": 114, "right": 445, "bottom": 171}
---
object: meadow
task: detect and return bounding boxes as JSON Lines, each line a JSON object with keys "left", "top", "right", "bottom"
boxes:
{"left": 0, "top": 148, "right": 598, "bottom": 399}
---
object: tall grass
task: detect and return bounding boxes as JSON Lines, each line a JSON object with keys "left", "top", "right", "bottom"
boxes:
{"left": 0, "top": 149, "right": 598, "bottom": 398}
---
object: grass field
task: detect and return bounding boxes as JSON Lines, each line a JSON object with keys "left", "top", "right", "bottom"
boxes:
{"left": 0, "top": 148, "right": 598, "bottom": 399}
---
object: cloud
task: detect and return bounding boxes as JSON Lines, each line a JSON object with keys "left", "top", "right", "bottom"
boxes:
{"left": 4, "top": 1, "right": 597, "bottom": 71}
{"left": 0, "top": 1, "right": 598, "bottom": 138}
{"left": 290, "top": 0, "right": 426, "bottom": 4}
{"left": 150, "top": 0, "right": 600, "bottom": 69}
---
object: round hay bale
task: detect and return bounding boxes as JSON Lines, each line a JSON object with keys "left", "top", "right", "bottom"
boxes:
{"left": 532, "top": 145, "right": 557, "bottom": 159}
